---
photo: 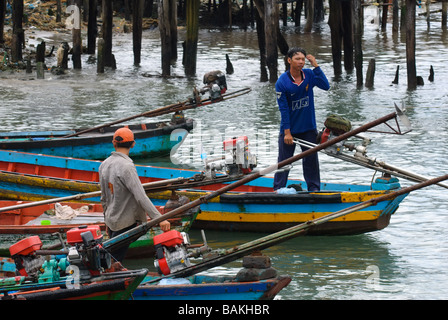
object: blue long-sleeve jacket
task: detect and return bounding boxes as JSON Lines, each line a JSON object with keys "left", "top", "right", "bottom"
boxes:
{"left": 275, "top": 67, "right": 330, "bottom": 135}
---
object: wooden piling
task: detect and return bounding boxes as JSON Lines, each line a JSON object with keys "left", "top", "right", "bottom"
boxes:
{"left": 0, "top": 0, "right": 5, "bottom": 44}
{"left": 97, "top": 38, "right": 105, "bottom": 73}
{"left": 254, "top": 7, "right": 268, "bottom": 82}
{"left": 406, "top": 0, "right": 417, "bottom": 90}
{"left": 36, "top": 62, "right": 45, "bottom": 79}
{"left": 133, "top": 0, "right": 144, "bottom": 66}
{"left": 264, "top": 0, "right": 279, "bottom": 83}
{"left": 56, "top": 0, "right": 62, "bottom": 23}
{"left": 57, "top": 42, "right": 70, "bottom": 69}
{"left": 429, "top": 65, "right": 434, "bottom": 82}
{"left": 392, "top": 65, "right": 399, "bottom": 84}
{"left": 341, "top": 0, "right": 353, "bottom": 72}
{"left": 184, "top": 0, "right": 199, "bottom": 77}
{"left": 329, "top": 0, "right": 342, "bottom": 75}
{"left": 159, "top": 0, "right": 172, "bottom": 75}
{"left": 225, "top": 54, "right": 234, "bottom": 74}
{"left": 36, "top": 41, "right": 45, "bottom": 63}
{"left": 353, "top": 0, "right": 363, "bottom": 87}
{"left": 102, "top": 0, "right": 116, "bottom": 69}
{"left": 304, "top": 0, "right": 314, "bottom": 33}
{"left": 11, "top": 0, "right": 24, "bottom": 62}
{"left": 365, "top": 58, "right": 375, "bottom": 88}
{"left": 87, "top": 0, "right": 97, "bottom": 54}
{"left": 72, "top": 0, "right": 82, "bottom": 70}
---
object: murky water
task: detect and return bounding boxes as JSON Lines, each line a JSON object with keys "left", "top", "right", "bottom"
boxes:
{"left": 1, "top": 5, "right": 448, "bottom": 299}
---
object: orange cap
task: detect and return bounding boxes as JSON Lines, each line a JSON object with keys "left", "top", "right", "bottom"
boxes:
{"left": 113, "top": 127, "right": 134, "bottom": 143}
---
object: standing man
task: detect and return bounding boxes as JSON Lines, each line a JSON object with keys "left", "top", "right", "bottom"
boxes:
{"left": 274, "top": 47, "right": 330, "bottom": 192}
{"left": 99, "top": 127, "right": 170, "bottom": 262}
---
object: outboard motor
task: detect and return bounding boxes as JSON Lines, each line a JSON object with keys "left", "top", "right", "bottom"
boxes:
{"left": 66, "top": 225, "right": 111, "bottom": 280}
{"left": 203, "top": 135, "right": 257, "bottom": 179}
{"left": 317, "top": 114, "right": 352, "bottom": 154}
{"left": 153, "top": 230, "right": 192, "bottom": 275}
{"left": 9, "top": 236, "right": 46, "bottom": 281}
{"left": 202, "top": 70, "right": 227, "bottom": 100}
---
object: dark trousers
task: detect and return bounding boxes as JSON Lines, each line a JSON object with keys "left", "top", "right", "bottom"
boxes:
{"left": 107, "top": 223, "right": 137, "bottom": 262}
{"left": 273, "top": 129, "right": 320, "bottom": 191}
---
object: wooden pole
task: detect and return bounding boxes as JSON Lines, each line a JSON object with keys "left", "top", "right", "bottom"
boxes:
{"left": 365, "top": 58, "right": 376, "bottom": 88}
{"left": 406, "top": 0, "right": 417, "bottom": 90}
{"left": 353, "top": 0, "right": 363, "bottom": 87}
{"left": 185, "top": 0, "right": 199, "bottom": 77}
{"left": 341, "top": 0, "right": 353, "bottom": 72}
{"left": 0, "top": 0, "right": 5, "bottom": 44}
{"left": 304, "top": 0, "right": 314, "bottom": 33}
{"left": 392, "top": 0, "right": 399, "bottom": 33}
{"left": 102, "top": 0, "right": 116, "bottom": 69}
{"left": 442, "top": 1, "right": 447, "bottom": 30}
{"left": 36, "top": 41, "right": 45, "bottom": 63}
{"left": 159, "top": 0, "right": 172, "bottom": 75}
{"left": 329, "top": 0, "right": 342, "bottom": 76}
{"left": 255, "top": 7, "right": 268, "bottom": 82}
{"left": 97, "top": 38, "right": 105, "bottom": 73}
{"left": 72, "top": 0, "right": 82, "bottom": 70}
{"left": 87, "top": 0, "right": 97, "bottom": 54}
{"left": 169, "top": 0, "right": 178, "bottom": 64}
{"left": 264, "top": 0, "right": 278, "bottom": 83}
{"left": 11, "top": 0, "right": 24, "bottom": 62}
{"left": 133, "top": 0, "right": 144, "bottom": 66}
{"left": 56, "top": 0, "right": 62, "bottom": 22}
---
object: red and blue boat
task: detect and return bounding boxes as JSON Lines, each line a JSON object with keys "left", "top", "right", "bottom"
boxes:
{"left": 0, "top": 149, "right": 408, "bottom": 236}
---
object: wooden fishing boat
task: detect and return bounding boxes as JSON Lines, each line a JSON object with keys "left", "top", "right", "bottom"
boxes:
{"left": 0, "top": 264, "right": 148, "bottom": 300}
{"left": 0, "top": 150, "right": 408, "bottom": 235}
{"left": 0, "top": 119, "right": 194, "bottom": 160}
{"left": 0, "top": 200, "right": 199, "bottom": 258}
{"left": 133, "top": 273, "right": 291, "bottom": 300}
{"left": 0, "top": 239, "right": 148, "bottom": 300}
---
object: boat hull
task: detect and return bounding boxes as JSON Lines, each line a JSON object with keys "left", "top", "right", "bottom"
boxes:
{"left": 0, "top": 264, "right": 148, "bottom": 300}
{"left": 133, "top": 274, "right": 291, "bottom": 300}
{"left": 0, "top": 150, "right": 408, "bottom": 235}
{"left": 0, "top": 119, "right": 194, "bottom": 160}
{"left": 0, "top": 200, "right": 198, "bottom": 258}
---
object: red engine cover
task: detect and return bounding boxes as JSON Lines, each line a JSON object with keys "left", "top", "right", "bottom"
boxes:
{"left": 67, "top": 225, "right": 102, "bottom": 245}
{"left": 10, "top": 236, "right": 42, "bottom": 256}
{"left": 153, "top": 230, "right": 183, "bottom": 247}
{"left": 223, "top": 136, "right": 248, "bottom": 151}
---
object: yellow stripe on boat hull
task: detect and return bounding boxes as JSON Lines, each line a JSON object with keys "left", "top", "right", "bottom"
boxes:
{"left": 196, "top": 209, "right": 383, "bottom": 223}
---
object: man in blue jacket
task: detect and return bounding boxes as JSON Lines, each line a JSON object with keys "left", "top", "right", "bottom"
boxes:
{"left": 274, "top": 47, "right": 330, "bottom": 192}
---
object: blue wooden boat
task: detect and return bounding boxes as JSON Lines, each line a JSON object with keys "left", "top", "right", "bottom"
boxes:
{"left": 0, "top": 119, "right": 194, "bottom": 160}
{"left": 133, "top": 273, "right": 291, "bottom": 300}
{"left": 1, "top": 257, "right": 291, "bottom": 300}
{"left": 0, "top": 150, "right": 408, "bottom": 235}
